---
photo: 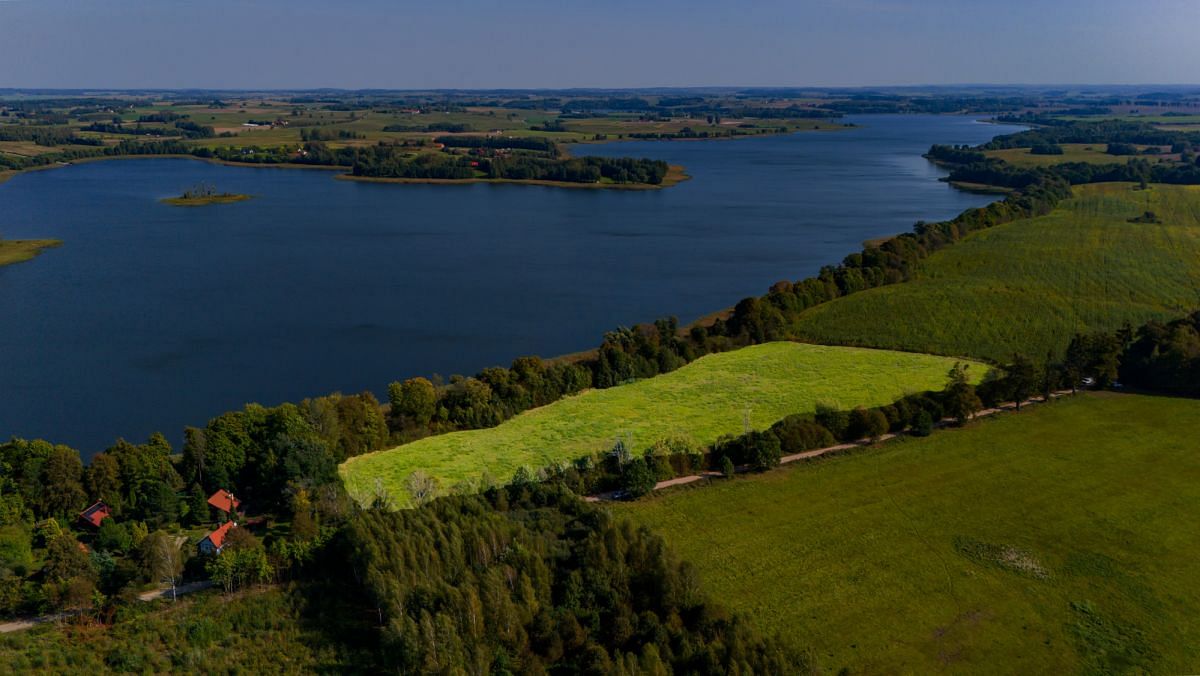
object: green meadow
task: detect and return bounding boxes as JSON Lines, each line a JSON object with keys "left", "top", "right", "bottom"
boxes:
{"left": 613, "top": 393, "right": 1200, "bottom": 674}
{"left": 340, "top": 343, "right": 985, "bottom": 503}
{"left": 793, "top": 183, "right": 1200, "bottom": 362}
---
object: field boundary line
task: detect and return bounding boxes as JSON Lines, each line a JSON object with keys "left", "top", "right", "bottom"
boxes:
{"left": 586, "top": 390, "right": 1077, "bottom": 503}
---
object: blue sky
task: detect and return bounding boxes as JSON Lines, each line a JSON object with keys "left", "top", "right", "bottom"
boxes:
{"left": 1, "top": 0, "right": 1197, "bottom": 89}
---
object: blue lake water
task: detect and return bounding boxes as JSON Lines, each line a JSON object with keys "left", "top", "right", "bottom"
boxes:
{"left": 0, "top": 114, "right": 1023, "bottom": 455}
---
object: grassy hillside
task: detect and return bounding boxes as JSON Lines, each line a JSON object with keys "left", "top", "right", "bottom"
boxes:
{"left": 614, "top": 393, "right": 1200, "bottom": 674}
{"left": 793, "top": 183, "right": 1200, "bottom": 362}
{"left": 341, "top": 343, "right": 985, "bottom": 504}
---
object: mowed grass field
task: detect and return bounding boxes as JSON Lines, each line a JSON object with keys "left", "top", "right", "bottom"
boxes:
{"left": 340, "top": 343, "right": 985, "bottom": 503}
{"left": 613, "top": 393, "right": 1200, "bottom": 674}
{"left": 793, "top": 183, "right": 1200, "bottom": 362}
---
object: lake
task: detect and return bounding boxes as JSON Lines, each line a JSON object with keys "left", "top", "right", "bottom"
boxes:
{"left": 0, "top": 114, "right": 1023, "bottom": 455}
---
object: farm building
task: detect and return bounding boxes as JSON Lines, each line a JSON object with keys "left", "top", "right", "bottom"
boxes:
{"left": 207, "top": 489, "right": 241, "bottom": 515}
{"left": 198, "top": 521, "right": 236, "bottom": 556}
{"left": 78, "top": 500, "right": 112, "bottom": 529}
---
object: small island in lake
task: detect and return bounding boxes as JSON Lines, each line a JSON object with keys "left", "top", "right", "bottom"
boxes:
{"left": 0, "top": 237, "right": 61, "bottom": 268}
{"left": 162, "top": 182, "right": 252, "bottom": 206}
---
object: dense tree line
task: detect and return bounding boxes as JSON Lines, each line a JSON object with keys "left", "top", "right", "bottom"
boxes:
{"left": 350, "top": 147, "right": 476, "bottom": 179}
{"left": 434, "top": 135, "right": 557, "bottom": 152}
{"left": 529, "top": 362, "right": 1044, "bottom": 501}
{"left": 980, "top": 118, "right": 1199, "bottom": 150}
{"left": 945, "top": 157, "right": 1200, "bottom": 189}
{"left": 345, "top": 483, "right": 807, "bottom": 674}
{"left": 1059, "top": 312, "right": 1200, "bottom": 397}
{"left": 0, "top": 125, "right": 101, "bottom": 147}
{"left": 81, "top": 122, "right": 170, "bottom": 136}
{"left": 925, "top": 144, "right": 987, "bottom": 164}
{"left": 381, "top": 122, "right": 473, "bottom": 133}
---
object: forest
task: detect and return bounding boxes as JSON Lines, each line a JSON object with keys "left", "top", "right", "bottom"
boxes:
{"left": 345, "top": 483, "right": 806, "bottom": 673}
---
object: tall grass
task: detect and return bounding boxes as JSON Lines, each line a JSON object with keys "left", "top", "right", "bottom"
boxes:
{"left": 340, "top": 343, "right": 985, "bottom": 504}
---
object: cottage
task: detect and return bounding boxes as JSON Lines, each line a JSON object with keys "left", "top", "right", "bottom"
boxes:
{"left": 207, "top": 489, "right": 241, "bottom": 516}
{"left": 198, "top": 521, "right": 236, "bottom": 556}
{"left": 78, "top": 500, "right": 112, "bottom": 529}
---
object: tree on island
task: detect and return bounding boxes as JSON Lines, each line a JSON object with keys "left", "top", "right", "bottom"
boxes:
{"left": 179, "top": 182, "right": 236, "bottom": 200}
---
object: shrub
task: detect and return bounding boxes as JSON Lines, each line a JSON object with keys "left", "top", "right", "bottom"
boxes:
{"left": 621, "top": 458, "right": 657, "bottom": 498}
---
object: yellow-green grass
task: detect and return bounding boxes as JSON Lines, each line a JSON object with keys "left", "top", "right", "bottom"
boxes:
{"left": 160, "top": 193, "right": 252, "bottom": 206}
{"left": 0, "top": 239, "right": 61, "bottom": 267}
{"left": 793, "top": 183, "right": 1200, "bottom": 362}
{"left": 340, "top": 343, "right": 986, "bottom": 504}
{"left": 614, "top": 393, "right": 1200, "bottom": 673}
{"left": 982, "top": 143, "right": 1165, "bottom": 167}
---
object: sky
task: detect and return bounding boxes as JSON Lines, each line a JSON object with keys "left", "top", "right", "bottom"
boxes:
{"left": 1, "top": 0, "right": 1198, "bottom": 89}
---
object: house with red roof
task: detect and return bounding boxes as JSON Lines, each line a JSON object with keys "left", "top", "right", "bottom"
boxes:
{"left": 198, "top": 521, "right": 236, "bottom": 556}
{"left": 78, "top": 500, "right": 112, "bottom": 529}
{"left": 207, "top": 489, "right": 241, "bottom": 516}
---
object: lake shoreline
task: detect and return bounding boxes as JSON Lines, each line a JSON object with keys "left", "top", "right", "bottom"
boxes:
{"left": 161, "top": 193, "right": 253, "bottom": 206}
{"left": 0, "top": 114, "right": 1022, "bottom": 452}
{"left": 0, "top": 239, "right": 63, "bottom": 268}
{"left": 1, "top": 152, "right": 691, "bottom": 191}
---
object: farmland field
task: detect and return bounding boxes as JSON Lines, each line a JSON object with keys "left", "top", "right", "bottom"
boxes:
{"left": 340, "top": 343, "right": 985, "bottom": 503}
{"left": 613, "top": 393, "right": 1200, "bottom": 674}
{"left": 793, "top": 183, "right": 1200, "bottom": 362}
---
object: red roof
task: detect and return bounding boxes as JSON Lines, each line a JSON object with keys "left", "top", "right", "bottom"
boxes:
{"left": 78, "top": 501, "right": 112, "bottom": 528}
{"left": 207, "top": 489, "right": 241, "bottom": 514}
{"left": 203, "top": 521, "right": 236, "bottom": 551}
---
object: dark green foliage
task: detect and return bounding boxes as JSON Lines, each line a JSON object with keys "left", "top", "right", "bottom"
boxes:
{"left": 182, "top": 392, "right": 380, "bottom": 508}
{"left": 345, "top": 484, "right": 808, "bottom": 673}
{"left": 434, "top": 135, "right": 556, "bottom": 152}
{"left": 814, "top": 403, "right": 850, "bottom": 440}
{"left": 980, "top": 117, "right": 1196, "bottom": 150}
{"left": 943, "top": 363, "right": 983, "bottom": 425}
{"left": 1004, "top": 353, "right": 1040, "bottom": 410}
{"left": 1118, "top": 311, "right": 1200, "bottom": 396}
{"left": 1031, "top": 142, "right": 1064, "bottom": 155}
{"left": 911, "top": 410, "right": 935, "bottom": 437}
{"left": 771, "top": 415, "right": 837, "bottom": 454}
{"left": 95, "top": 519, "right": 132, "bottom": 554}
{"left": 846, "top": 406, "right": 889, "bottom": 441}
{"left": 621, "top": 457, "right": 658, "bottom": 497}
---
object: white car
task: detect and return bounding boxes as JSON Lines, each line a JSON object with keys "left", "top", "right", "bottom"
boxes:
{"left": 1081, "top": 377, "right": 1095, "bottom": 387}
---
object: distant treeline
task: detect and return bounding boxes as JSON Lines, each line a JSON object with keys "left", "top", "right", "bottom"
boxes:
{"left": 81, "top": 120, "right": 214, "bottom": 139}
{"left": 381, "top": 122, "right": 473, "bottom": 133}
{"left": 434, "top": 135, "right": 557, "bottom": 152}
{"left": 0, "top": 125, "right": 102, "bottom": 147}
{"left": 825, "top": 95, "right": 1037, "bottom": 115}
{"left": 982, "top": 118, "right": 1199, "bottom": 150}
